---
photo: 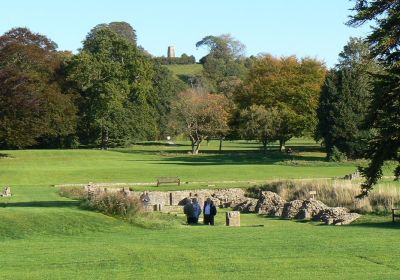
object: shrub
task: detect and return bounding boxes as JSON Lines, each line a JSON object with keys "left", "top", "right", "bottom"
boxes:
{"left": 329, "top": 146, "right": 347, "bottom": 162}
{"left": 58, "top": 186, "right": 86, "bottom": 200}
{"left": 86, "top": 191, "right": 142, "bottom": 217}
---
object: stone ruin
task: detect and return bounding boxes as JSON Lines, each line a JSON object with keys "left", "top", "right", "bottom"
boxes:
{"left": 0, "top": 186, "right": 11, "bottom": 197}
{"left": 81, "top": 184, "right": 361, "bottom": 225}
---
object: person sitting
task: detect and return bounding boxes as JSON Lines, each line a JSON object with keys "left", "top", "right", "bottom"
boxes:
{"left": 203, "top": 198, "right": 217, "bottom": 225}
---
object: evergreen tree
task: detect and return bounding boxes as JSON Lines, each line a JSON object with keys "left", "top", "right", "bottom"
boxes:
{"left": 348, "top": 0, "right": 400, "bottom": 195}
{"left": 316, "top": 38, "right": 378, "bottom": 159}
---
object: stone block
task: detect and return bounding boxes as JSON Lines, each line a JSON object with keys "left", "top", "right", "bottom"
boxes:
{"left": 226, "top": 211, "right": 240, "bottom": 227}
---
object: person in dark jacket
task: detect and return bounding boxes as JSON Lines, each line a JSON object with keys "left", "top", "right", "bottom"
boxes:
{"left": 183, "top": 198, "right": 195, "bottom": 224}
{"left": 203, "top": 198, "right": 217, "bottom": 225}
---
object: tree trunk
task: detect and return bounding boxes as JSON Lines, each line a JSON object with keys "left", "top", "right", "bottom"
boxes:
{"left": 262, "top": 140, "right": 268, "bottom": 154}
{"left": 279, "top": 139, "right": 285, "bottom": 152}
{"left": 219, "top": 137, "right": 223, "bottom": 152}
{"left": 101, "top": 128, "right": 109, "bottom": 150}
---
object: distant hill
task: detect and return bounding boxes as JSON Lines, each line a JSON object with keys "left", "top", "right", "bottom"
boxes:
{"left": 166, "top": 64, "right": 203, "bottom": 77}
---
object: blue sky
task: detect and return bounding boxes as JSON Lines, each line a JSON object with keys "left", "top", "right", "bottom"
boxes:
{"left": 1, "top": 0, "right": 371, "bottom": 68}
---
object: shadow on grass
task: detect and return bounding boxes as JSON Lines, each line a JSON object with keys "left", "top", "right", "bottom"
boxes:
{"left": 154, "top": 150, "right": 326, "bottom": 166}
{"left": 0, "top": 200, "right": 80, "bottom": 208}
{"left": 0, "top": 153, "right": 10, "bottom": 158}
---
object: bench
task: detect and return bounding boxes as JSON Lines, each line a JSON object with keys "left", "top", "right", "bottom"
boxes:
{"left": 156, "top": 177, "right": 180, "bottom": 187}
{"left": 392, "top": 208, "right": 400, "bottom": 223}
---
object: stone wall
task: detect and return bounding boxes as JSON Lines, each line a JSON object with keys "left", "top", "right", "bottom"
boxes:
{"left": 82, "top": 184, "right": 361, "bottom": 225}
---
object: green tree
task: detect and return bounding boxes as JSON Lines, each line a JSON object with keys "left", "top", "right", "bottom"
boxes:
{"left": 66, "top": 28, "right": 156, "bottom": 148}
{"left": 86, "top": 22, "right": 137, "bottom": 46}
{"left": 0, "top": 28, "right": 77, "bottom": 149}
{"left": 152, "top": 62, "right": 187, "bottom": 138}
{"left": 236, "top": 54, "right": 326, "bottom": 151}
{"left": 196, "top": 34, "right": 247, "bottom": 94}
{"left": 316, "top": 38, "right": 379, "bottom": 159}
{"left": 348, "top": 0, "right": 400, "bottom": 195}
{"left": 239, "top": 105, "right": 280, "bottom": 153}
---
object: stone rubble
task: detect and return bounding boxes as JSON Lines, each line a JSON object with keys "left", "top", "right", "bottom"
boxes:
{"left": 82, "top": 184, "right": 361, "bottom": 225}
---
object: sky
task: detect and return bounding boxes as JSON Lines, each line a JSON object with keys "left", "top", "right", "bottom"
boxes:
{"left": 1, "top": 0, "right": 371, "bottom": 68}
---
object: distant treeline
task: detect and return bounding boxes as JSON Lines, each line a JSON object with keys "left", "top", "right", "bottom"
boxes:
{"left": 154, "top": 54, "right": 196, "bottom": 65}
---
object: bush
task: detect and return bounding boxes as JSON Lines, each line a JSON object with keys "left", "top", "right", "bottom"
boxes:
{"left": 58, "top": 186, "right": 86, "bottom": 200}
{"left": 86, "top": 191, "right": 142, "bottom": 217}
{"left": 329, "top": 146, "right": 347, "bottom": 162}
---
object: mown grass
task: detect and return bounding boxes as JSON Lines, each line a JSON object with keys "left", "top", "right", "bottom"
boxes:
{"left": 1, "top": 139, "right": 400, "bottom": 279}
{"left": 0, "top": 139, "right": 373, "bottom": 186}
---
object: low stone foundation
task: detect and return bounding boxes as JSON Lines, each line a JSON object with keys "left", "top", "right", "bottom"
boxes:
{"left": 82, "top": 184, "right": 362, "bottom": 225}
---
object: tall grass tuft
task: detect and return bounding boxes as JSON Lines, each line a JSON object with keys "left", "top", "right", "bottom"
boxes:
{"left": 248, "top": 179, "right": 400, "bottom": 214}
{"left": 58, "top": 187, "right": 182, "bottom": 228}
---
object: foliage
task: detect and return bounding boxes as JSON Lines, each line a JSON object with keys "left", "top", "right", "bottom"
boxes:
{"left": 328, "top": 146, "right": 348, "bottom": 162}
{"left": 316, "top": 38, "right": 379, "bottom": 159}
{"left": 66, "top": 28, "right": 157, "bottom": 148}
{"left": 0, "top": 28, "right": 77, "bottom": 149}
{"left": 152, "top": 63, "right": 187, "bottom": 138}
{"left": 86, "top": 21, "right": 137, "bottom": 46}
{"left": 348, "top": 0, "right": 400, "bottom": 195}
{"left": 236, "top": 54, "right": 326, "bottom": 150}
{"left": 169, "top": 89, "right": 230, "bottom": 154}
{"left": 196, "top": 34, "right": 247, "bottom": 93}
{"left": 154, "top": 53, "right": 196, "bottom": 65}
{"left": 239, "top": 105, "right": 280, "bottom": 152}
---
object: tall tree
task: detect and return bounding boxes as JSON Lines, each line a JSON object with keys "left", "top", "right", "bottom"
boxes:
{"left": 316, "top": 38, "right": 379, "bottom": 159}
{"left": 0, "top": 28, "right": 77, "bottom": 149}
{"left": 196, "top": 34, "right": 247, "bottom": 94}
{"left": 236, "top": 54, "right": 326, "bottom": 151}
{"left": 348, "top": 0, "right": 400, "bottom": 195}
{"left": 169, "top": 89, "right": 230, "bottom": 154}
{"left": 66, "top": 28, "right": 156, "bottom": 148}
{"left": 86, "top": 22, "right": 137, "bottom": 46}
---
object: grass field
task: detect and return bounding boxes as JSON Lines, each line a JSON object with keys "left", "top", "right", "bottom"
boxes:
{"left": 1, "top": 140, "right": 400, "bottom": 279}
{"left": 166, "top": 64, "right": 203, "bottom": 77}
{"left": 0, "top": 139, "right": 367, "bottom": 187}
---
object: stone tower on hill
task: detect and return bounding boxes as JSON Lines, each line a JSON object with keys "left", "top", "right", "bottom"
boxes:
{"left": 167, "top": 46, "right": 175, "bottom": 58}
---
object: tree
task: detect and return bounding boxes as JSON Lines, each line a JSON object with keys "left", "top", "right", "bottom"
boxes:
{"left": 0, "top": 28, "right": 77, "bottom": 149}
{"left": 239, "top": 105, "right": 280, "bottom": 153}
{"left": 236, "top": 54, "right": 326, "bottom": 151}
{"left": 152, "top": 62, "right": 187, "bottom": 138}
{"left": 348, "top": 0, "right": 400, "bottom": 195}
{"left": 170, "top": 89, "right": 230, "bottom": 154}
{"left": 196, "top": 34, "right": 247, "bottom": 94}
{"left": 316, "top": 38, "right": 379, "bottom": 159}
{"left": 86, "top": 22, "right": 137, "bottom": 46}
{"left": 66, "top": 28, "right": 156, "bottom": 148}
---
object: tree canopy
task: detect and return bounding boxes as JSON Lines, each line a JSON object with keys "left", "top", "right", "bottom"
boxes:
{"left": 348, "top": 0, "right": 400, "bottom": 195}
{"left": 0, "top": 28, "right": 77, "bottom": 148}
{"left": 316, "top": 38, "right": 379, "bottom": 159}
{"left": 236, "top": 54, "right": 326, "bottom": 150}
{"left": 169, "top": 89, "right": 230, "bottom": 154}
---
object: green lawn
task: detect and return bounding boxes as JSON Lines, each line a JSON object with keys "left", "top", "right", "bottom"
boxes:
{"left": 0, "top": 140, "right": 362, "bottom": 186}
{"left": 1, "top": 140, "right": 399, "bottom": 279}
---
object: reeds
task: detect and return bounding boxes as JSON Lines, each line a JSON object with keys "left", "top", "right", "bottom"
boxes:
{"left": 249, "top": 179, "right": 400, "bottom": 214}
